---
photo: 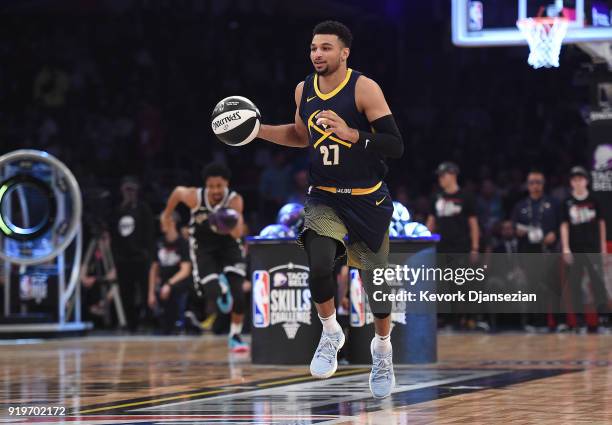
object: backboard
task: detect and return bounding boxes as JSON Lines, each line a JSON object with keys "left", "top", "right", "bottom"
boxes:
{"left": 452, "top": 0, "right": 612, "bottom": 46}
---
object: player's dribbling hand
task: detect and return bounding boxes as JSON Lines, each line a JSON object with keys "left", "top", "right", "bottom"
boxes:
{"left": 316, "top": 110, "right": 359, "bottom": 143}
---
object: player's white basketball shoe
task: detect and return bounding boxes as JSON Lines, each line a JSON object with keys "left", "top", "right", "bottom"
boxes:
{"left": 309, "top": 330, "right": 345, "bottom": 379}
{"left": 369, "top": 338, "right": 395, "bottom": 399}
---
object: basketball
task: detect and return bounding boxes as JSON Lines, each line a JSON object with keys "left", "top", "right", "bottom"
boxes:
{"left": 207, "top": 207, "right": 239, "bottom": 234}
{"left": 258, "top": 223, "right": 295, "bottom": 238}
{"left": 276, "top": 202, "right": 305, "bottom": 232}
{"left": 211, "top": 96, "right": 261, "bottom": 146}
{"left": 408, "top": 222, "right": 432, "bottom": 237}
{"left": 391, "top": 201, "right": 411, "bottom": 222}
{"left": 389, "top": 201, "right": 412, "bottom": 236}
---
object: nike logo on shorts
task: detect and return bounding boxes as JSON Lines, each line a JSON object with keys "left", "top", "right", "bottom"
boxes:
{"left": 376, "top": 196, "right": 386, "bottom": 206}
{"left": 365, "top": 139, "right": 370, "bottom": 149}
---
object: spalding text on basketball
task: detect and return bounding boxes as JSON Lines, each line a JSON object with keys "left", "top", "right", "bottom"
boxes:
{"left": 212, "top": 111, "right": 242, "bottom": 131}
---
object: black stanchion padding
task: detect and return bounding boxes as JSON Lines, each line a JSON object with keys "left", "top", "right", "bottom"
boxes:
{"left": 248, "top": 237, "right": 321, "bottom": 365}
{"left": 347, "top": 237, "right": 438, "bottom": 365}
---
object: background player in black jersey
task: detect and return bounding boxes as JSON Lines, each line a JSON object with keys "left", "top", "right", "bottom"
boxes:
{"left": 560, "top": 166, "right": 609, "bottom": 330}
{"left": 256, "top": 21, "right": 403, "bottom": 398}
{"left": 160, "top": 163, "right": 249, "bottom": 352}
{"left": 148, "top": 212, "right": 192, "bottom": 334}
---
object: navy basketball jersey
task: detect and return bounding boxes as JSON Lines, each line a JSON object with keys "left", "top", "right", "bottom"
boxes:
{"left": 189, "top": 187, "right": 239, "bottom": 251}
{"left": 299, "top": 68, "right": 388, "bottom": 188}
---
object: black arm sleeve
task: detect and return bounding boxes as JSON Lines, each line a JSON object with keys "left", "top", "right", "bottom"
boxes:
{"left": 356, "top": 114, "right": 404, "bottom": 158}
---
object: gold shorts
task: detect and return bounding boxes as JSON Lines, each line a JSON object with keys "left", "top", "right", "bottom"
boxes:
{"left": 297, "top": 202, "right": 389, "bottom": 270}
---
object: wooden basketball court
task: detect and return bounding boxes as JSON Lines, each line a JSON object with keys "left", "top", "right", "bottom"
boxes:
{"left": 2, "top": 333, "right": 611, "bottom": 424}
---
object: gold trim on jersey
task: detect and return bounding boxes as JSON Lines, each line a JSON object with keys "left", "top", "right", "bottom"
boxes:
{"left": 314, "top": 180, "right": 382, "bottom": 196}
{"left": 313, "top": 68, "right": 353, "bottom": 100}
{"left": 307, "top": 109, "right": 352, "bottom": 149}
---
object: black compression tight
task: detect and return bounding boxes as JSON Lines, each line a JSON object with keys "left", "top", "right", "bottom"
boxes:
{"left": 359, "top": 269, "right": 391, "bottom": 319}
{"left": 304, "top": 230, "right": 391, "bottom": 319}
{"left": 304, "top": 230, "right": 338, "bottom": 304}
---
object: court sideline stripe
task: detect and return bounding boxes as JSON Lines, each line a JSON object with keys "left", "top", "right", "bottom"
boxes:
{"left": 76, "top": 368, "right": 369, "bottom": 414}
{"left": 256, "top": 368, "right": 370, "bottom": 387}
{"left": 77, "top": 389, "right": 229, "bottom": 414}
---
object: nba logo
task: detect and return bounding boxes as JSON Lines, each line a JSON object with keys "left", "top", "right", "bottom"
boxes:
{"left": 468, "top": 1, "right": 483, "bottom": 31}
{"left": 252, "top": 271, "right": 270, "bottom": 328}
{"left": 349, "top": 269, "right": 365, "bottom": 327}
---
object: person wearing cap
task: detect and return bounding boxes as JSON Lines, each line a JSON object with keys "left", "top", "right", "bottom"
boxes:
{"left": 560, "top": 166, "right": 609, "bottom": 330}
{"left": 111, "top": 175, "right": 154, "bottom": 332}
{"left": 426, "top": 162, "right": 479, "bottom": 259}
{"left": 426, "top": 162, "right": 480, "bottom": 329}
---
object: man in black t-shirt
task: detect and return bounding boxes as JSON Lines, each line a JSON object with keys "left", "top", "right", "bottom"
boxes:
{"left": 426, "top": 162, "right": 480, "bottom": 257}
{"left": 148, "top": 213, "right": 192, "bottom": 334}
{"left": 111, "top": 176, "right": 154, "bottom": 332}
{"left": 560, "top": 166, "right": 609, "bottom": 329}
{"left": 426, "top": 162, "right": 480, "bottom": 328}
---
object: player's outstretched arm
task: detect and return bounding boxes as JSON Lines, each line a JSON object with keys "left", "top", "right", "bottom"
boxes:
{"left": 161, "top": 186, "right": 197, "bottom": 229}
{"left": 257, "top": 82, "right": 309, "bottom": 148}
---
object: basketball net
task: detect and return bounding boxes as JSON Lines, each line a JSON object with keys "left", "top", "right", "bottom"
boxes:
{"left": 517, "top": 17, "right": 569, "bottom": 69}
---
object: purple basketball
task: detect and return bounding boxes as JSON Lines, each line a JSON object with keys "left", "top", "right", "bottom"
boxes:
{"left": 258, "top": 224, "right": 295, "bottom": 238}
{"left": 276, "top": 203, "right": 304, "bottom": 232}
{"left": 208, "top": 208, "right": 239, "bottom": 234}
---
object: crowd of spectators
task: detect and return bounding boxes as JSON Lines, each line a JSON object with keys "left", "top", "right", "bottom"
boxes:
{"left": 0, "top": 0, "right": 597, "bottom": 246}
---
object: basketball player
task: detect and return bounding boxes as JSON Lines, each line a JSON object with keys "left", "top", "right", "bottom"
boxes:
{"left": 256, "top": 21, "right": 403, "bottom": 398}
{"left": 160, "top": 163, "right": 249, "bottom": 352}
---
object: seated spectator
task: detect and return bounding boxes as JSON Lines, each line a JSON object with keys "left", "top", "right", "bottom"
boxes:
{"left": 80, "top": 229, "right": 121, "bottom": 328}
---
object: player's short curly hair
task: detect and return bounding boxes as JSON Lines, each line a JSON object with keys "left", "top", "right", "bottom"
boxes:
{"left": 313, "top": 20, "right": 353, "bottom": 48}
{"left": 202, "top": 162, "right": 231, "bottom": 182}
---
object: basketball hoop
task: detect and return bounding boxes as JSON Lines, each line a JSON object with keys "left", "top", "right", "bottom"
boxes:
{"left": 517, "top": 17, "right": 569, "bottom": 69}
